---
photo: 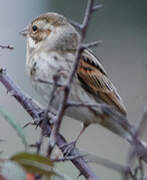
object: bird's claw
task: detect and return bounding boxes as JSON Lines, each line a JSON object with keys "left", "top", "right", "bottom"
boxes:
{"left": 23, "top": 121, "right": 36, "bottom": 128}
{"left": 60, "top": 141, "right": 76, "bottom": 157}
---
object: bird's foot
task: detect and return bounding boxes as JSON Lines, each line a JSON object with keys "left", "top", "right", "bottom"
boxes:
{"left": 23, "top": 110, "right": 47, "bottom": 129}
{"left": 60, "top": 141, "right": 76, "bottom": 157}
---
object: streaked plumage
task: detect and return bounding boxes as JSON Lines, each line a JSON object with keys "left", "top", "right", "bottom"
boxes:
{"left": 78, "top": 49, "right": 127, "bottom": 115}
{"left": 24, "top": 12, "right": 131, "bottom": 140}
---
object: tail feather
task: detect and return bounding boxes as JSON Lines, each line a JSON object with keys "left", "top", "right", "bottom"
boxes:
{"left": 101, "top": 106, "right": 147, "bottom": 162}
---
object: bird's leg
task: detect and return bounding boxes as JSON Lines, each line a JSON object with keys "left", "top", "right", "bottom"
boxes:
{"left": 74, "top": 123, "right": 89, "bottom": 144}
{"left": 60, "top": 123, "right": 89, "bottom": 157}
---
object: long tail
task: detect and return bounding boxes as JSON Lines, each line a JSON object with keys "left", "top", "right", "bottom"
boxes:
{"left": 101, "top": 106, "right": 147, "bottom": 162}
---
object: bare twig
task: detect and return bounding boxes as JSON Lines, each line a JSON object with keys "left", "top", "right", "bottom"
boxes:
{"left": 69, "top": 4, "right": 103, "bottom": 29}
{"left": 81, "top": 40, "right": 102, "bottom": 50}
{"left": 69, "top": 19, "right": 82, "bottom": 30}
{"left": 45, "top": 73, "right": 60, "bottom": 156}
{"left": 0, "top": 44, "right": 14, "bottom": 50}
{"left": 135, "top": 105, "right": 147, "bottom": 139}
{"left": 125, "top": 106, "right": 147, "bottom": 180}
{"left": 92, "top": 4, "right": 103, "bottom": 12}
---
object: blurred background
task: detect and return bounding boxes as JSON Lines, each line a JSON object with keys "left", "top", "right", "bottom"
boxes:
{"left": 0, "top": 0, "right": 147, "bottom": 179}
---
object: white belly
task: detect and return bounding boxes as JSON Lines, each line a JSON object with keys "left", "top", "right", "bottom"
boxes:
{"left": 31, "top": 76, "right": 100, "bottom": 124}
{"left": 26, "top": 53, "right": 131, "bottom": 140}
{"left": 26, "top": 51, "right": 103, "bottom": 125}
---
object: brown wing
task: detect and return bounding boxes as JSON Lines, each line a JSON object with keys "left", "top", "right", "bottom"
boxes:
{"left": 77, "top": 49, "right": 127, "bottom": 115}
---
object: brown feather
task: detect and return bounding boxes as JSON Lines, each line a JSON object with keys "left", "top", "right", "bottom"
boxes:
{"left": 77, "top": 49, "right": 127, "bottom": 116}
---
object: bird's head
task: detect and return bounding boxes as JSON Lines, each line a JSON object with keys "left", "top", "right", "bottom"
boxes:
{"left": 21, "top": 12, "right": 80, "bottom": 52}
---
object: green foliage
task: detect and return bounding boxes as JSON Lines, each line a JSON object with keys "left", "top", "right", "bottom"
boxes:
{"left": 11, "top": 152, "right": 55, "bottom": 179}
{"left": 10, "top": 152, "right": 72, "bottom": 180}
{"left": 0, "top": 106, "right": 28, "bottom": 151}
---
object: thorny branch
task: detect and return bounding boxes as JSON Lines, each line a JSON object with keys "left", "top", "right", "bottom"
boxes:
{"left": 48, "top": 0, "right": 102, "bottom": 156}
{"left": 0, "top": 68, "right": 99, "bottom": 180}
{"left": 44, "top": 73, "right": 60, "bottom": 156}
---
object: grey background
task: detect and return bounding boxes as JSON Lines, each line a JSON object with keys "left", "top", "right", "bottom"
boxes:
{"left": 0, "top": 0, "right": 147, "bottom": 179}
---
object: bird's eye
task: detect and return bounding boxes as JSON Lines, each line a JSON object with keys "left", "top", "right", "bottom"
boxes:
{"left": 32, "top": 25, "right": 38, "bottom": 32}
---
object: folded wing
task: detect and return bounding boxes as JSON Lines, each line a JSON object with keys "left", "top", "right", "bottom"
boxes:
{"left": 77, "top": 49, "right": 127, "bottom": 116}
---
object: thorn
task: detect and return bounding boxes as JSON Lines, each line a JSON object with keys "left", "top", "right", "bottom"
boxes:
{"left": 35, "top": 120, "right": 42, "bottom": 129}
{"left": 23, "top": 121, "right": 36, "bottom": 128}
{"left": 68, "top": 19, "right": 82, "bottom": 30}
{"left": 52, "top": 154, "right": 85, "bottom": 162}
{"left": 92, "top": 4, "right": 103, "bottom": 12}
{"left": 77, "top": 172, "right": 83, "bottom": 179}
{"left": 34, "top": 117, "right": 43, "bottom": 125}
{"left": 29, "top": 144, "right": 37, "bottom": 148}
{"left": 81, "top": 40, "right": 102, "bottom": 50}
{"left": 29, "top": 142, "right": 40, "bottom": 149}
{"left": 7, "top": 90, "right": 15, "bottom": 96}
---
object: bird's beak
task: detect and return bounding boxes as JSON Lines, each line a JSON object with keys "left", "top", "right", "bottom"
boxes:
{"left": 19, "top": 26, "right": 28, "bottom": 37}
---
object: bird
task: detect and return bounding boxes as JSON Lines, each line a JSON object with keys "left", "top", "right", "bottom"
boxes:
{"left": 21, "top": 12, "right": 146, "bottom": 151}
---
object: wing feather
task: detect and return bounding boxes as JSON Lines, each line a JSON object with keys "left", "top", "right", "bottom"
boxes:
{"left": 77, "top": 49, "right": 127, "bottom": 115}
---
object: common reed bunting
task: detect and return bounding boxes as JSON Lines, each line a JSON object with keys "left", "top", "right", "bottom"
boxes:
{"left": 22, "top": 12, "right": 139, "bottom": 144}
